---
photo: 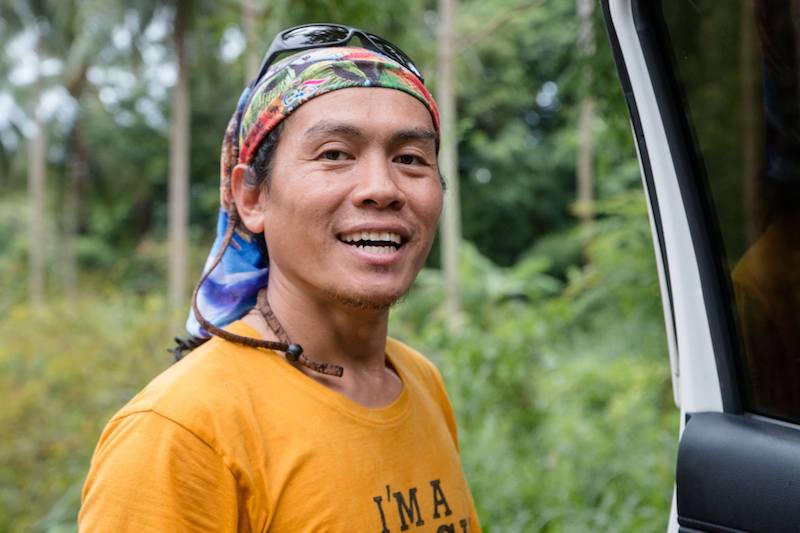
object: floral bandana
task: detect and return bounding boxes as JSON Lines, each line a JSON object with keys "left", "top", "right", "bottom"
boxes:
{"left": 187, "top": 46, "right": 440, "bottom": 337}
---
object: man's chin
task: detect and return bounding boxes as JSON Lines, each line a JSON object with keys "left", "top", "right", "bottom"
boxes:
{"left": 322, "top": 285, "right": 408, "bottom": 311}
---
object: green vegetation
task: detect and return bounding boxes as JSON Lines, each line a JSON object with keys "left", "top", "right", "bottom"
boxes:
{"left": 0, "top": 292, "right": 170, "bottom": 532}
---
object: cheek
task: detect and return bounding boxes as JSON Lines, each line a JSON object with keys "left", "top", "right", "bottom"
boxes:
{"left": 415, "top": 187, "right": 444, "bottom": 231}
{"left": 262, "top": 189, "right": 340, "bottom": 244}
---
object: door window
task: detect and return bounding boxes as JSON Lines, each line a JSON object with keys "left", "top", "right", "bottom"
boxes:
{"left": 657, "top": 1, "right": 800, "bottom": 422}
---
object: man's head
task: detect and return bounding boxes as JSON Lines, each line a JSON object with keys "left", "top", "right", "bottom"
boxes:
{"left": 232, "top": 87, "right": 442, "bottom": 311}
{"left": 187, "top": 35, "right": 442, "bottom": 337}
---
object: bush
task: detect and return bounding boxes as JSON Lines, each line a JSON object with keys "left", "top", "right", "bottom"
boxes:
{"left": 0, "top": 292, "right": 172, "bottom": 532}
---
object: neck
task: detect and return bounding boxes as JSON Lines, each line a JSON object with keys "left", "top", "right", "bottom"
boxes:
{"left": 239, "top": 266, "right": 403, "bottom": 396}
{"left": 266, "top": 275, "right": 391, "bottom": 371}
{"left": 245, "top": 272, "right": 402, "bottom": 407}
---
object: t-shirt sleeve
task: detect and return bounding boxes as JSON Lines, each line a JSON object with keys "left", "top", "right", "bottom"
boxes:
{"left": 79, "top": 410, "right": 242, "bottom": 532}
{"left": 428, "top": 363, "right": 461, "bottom": 450}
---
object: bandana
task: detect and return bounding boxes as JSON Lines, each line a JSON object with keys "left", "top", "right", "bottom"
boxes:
{"left": 187, "top": 47, "right": 440, "bottom": 337}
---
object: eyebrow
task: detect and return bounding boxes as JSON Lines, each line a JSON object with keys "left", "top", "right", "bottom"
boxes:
{"left": 303, "top": 121, "right": 437, "bottom": 145}
{"left": 304, "top": 121, "right": 364, "bottom": 139}
{"left": 393, "top": 127, "right": 437, "bottom": 144}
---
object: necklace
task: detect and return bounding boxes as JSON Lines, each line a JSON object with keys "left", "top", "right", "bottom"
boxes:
{"left": 255, "top": 288, "right": 344, "bottom": 377}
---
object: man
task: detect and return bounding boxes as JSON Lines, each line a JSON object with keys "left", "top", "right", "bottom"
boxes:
{"left": 79, "top": 25, "right": 480, "bottom": 532}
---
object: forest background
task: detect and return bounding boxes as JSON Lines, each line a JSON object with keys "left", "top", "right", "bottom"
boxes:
{"left": 0, "top": 0, "right": 677, "bottom": 531}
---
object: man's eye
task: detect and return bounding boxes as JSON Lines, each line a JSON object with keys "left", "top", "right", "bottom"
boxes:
{"left": 320, "top": 150, "right": 348, "bottom": 161}
{"left": 395, "top": 154, "right": 423, "bottom": 165}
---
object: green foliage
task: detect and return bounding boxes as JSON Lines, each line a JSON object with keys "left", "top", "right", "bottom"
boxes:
{"left": 0, "top": 293, "right": 172, "bottom": 532}
{"left": 452, "top": 0, "right": 638, "bottom": 266}
{"left": 0, "top": 190, "right": 678, "bottom": 532}
{"left": 0, "top": 195, "right": 30, "bottom": 311}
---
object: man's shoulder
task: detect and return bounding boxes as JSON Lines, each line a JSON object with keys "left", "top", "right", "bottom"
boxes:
{"left": 386, "top": 335, "right": 434, "bottom": 366}
{"left": 386, "top": 336, "right": 445, "bottom": 390}
{"left": 386, "top": 336, "right": 459, "bottom": 442}
{"left": 110, "top": 334, "right": 270, "bottom": 431}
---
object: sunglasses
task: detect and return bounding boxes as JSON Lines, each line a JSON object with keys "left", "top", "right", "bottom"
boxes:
{"left": 251, "top": 23, "right": 425, "bottom": 87}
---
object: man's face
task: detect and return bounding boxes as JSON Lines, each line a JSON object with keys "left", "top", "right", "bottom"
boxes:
{"left": 259, "top": 87, "right": 443, "bottom": 309}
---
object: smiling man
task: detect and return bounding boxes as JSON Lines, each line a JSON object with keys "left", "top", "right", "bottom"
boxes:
{"left": 79, "top": 25, "right": 480, "bottom": 532}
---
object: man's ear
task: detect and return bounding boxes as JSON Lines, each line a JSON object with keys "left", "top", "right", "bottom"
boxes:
{"left": 231, "top": 163, "right": 266, "bottom": 233}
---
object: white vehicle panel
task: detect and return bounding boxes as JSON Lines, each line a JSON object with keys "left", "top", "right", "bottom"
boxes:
{"left": 607, "top": 0, "right": 722, "bottom": 416}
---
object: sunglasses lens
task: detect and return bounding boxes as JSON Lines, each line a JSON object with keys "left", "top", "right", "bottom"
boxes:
{"left": 258, "top": 25, "right": 426, "bottom": 86}
{"left": 281, "top": 25, "right": 350, "bottom": 47}
{"left": 365, "top": 33, "right": 423, "bottom": 79}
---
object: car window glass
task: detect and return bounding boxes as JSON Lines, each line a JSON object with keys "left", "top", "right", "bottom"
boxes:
{"left": 658, "top": 1, "right": 800, "bottom": 422}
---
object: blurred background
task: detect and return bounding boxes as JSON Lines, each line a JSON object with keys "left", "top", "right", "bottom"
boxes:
{"left": 0, "top": 0, "right": 676, "bottom": 531}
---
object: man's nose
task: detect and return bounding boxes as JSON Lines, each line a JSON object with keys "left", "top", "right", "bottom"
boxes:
{"left": 350, "top": 154, "right": 406, "bottom": 210}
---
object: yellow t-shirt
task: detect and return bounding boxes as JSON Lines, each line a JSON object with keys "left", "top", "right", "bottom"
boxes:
{"left": 79, "top": 321, "right": 481, "bottom": 532}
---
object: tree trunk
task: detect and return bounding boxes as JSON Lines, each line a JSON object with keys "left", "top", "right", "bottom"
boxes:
{"left": 168, "top": 0, "right": 191, "bottom": 320}
{"left": 28, "top": 87, "right": 46, "bottom": 308}
{"left": 263, "top": 0, "right": 288, "bottom": 67}
{"left": 437, "top": 0, "right": 462, "bottom": 321}
{"left": 576, "top": 0, "right": 595, "bottom": 230}
{"left": 576, "top": 97, "right": 594, "bottom": 225}
{"left": 62, "top": 119, "right": 87, "bottom": 299}
{"left": 242, "top": 0, "right": 259, "bottom": 82}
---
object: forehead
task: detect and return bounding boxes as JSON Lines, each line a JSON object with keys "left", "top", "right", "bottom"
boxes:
{"left": 282, "top": 87, "right": 436, "bottom": 138}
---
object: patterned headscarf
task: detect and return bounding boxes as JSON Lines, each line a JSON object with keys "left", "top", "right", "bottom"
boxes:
{"left": 187, "top": 46, "right": 440, "bottom": 337}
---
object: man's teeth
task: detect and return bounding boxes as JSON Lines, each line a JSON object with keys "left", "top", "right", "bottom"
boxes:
{"left": 360, "top": 245, "right": 395, "bottom": 254}
{"left": 340, "top": 231, "right": 402, "bottom": 245}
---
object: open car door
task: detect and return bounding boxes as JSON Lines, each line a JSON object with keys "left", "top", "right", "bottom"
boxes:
{"left": 602, "top": 1, "right": 800, "bottom": 531}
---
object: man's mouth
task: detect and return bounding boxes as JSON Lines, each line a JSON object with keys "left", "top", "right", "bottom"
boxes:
{"left": 338, "top": 231, "right": 405, "bottom": 255}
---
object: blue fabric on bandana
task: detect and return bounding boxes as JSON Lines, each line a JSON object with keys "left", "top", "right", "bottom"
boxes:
{"left": 186, "top": 209, "right": 269, "bottom": 336}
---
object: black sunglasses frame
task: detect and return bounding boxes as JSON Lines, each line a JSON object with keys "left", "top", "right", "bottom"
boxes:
{"left": 250, "top": 23, "right": 425, "bottom": 88}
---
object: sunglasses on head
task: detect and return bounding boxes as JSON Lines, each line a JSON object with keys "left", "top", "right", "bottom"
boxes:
{"left": 251, "top": 23, "right": 425, "bottom": 87}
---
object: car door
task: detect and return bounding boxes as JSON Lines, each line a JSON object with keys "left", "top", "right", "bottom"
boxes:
{"left": 602, "top": 1, "right": 800, "bottom": 531}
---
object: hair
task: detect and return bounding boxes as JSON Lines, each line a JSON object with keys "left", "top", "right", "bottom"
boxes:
{"left": 249, "top": 122, "right": 285, "bottom": 190}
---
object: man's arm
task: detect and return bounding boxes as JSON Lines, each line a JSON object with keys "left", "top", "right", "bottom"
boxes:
{"left": 79, "top": 410, "right": 243, "bottom": 532}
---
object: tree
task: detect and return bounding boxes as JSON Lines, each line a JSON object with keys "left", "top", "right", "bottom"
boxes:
{"left": 438, "top": 0, "right": 462, "bottom": 320}
{"left": 1, "top": 3, "right": 50, "bottom": 308}
{"left": 575, "top": 0, "right": 595, "bottom": 231}
{"left": 27, "top": 47, "right": 46, "bottom": 308}
{"left": 241, "top": 0, "right": 260, "bottom": 81}
{"left": 60, "top": 1, "right": 121, "bottom": 298}
{"left": 168, "top": 0, "right": 192, "bottom": 319}
{"left": 2, "top": 0, "right": 129, "bottom": 300}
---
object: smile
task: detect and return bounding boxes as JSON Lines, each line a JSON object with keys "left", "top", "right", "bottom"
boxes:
{"left": 337, "top": 231, "right": 405, "bottom": 255}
